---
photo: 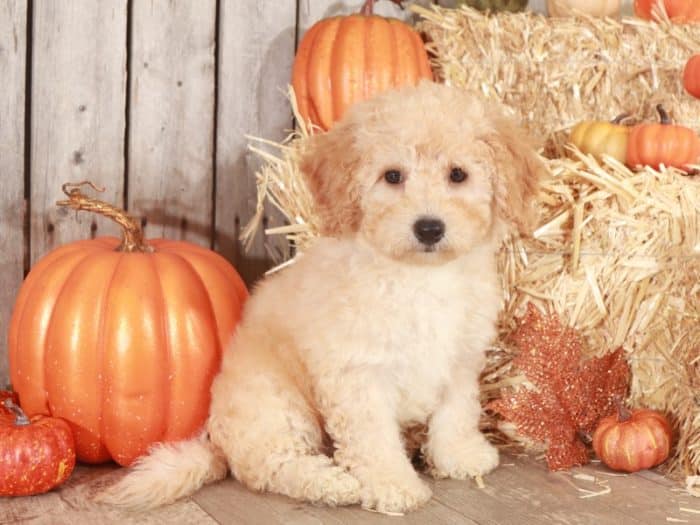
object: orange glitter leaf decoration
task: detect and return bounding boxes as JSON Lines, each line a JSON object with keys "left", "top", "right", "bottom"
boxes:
{"left": 488, "top": 304, "right": 630, "bottom": 471}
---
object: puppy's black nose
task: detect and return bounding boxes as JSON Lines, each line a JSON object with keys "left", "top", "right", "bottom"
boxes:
{"left": 413, "top": 217, "right": 445, "bottom": 245}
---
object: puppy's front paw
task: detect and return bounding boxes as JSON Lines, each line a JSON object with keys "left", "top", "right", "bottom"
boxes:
{"left": 428, "top": 434, "right": 499, "bottom": 480}
{"left": 359, "top": 472, "right": 432, "bottom": 514}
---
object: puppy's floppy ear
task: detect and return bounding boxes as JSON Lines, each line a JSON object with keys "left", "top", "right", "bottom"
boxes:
{"left": 484, "top": 114, "right": 544, "bottom": 235}
{"left": 300, "top": 122, "right": 363, "bottom": 237}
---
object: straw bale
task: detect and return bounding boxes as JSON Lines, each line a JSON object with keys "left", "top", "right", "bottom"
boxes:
{"left": 244, "top": 8, "right": 700, "bottom": 478}
{"left": 414, "top": 4, "right": 700, "bottom": 154}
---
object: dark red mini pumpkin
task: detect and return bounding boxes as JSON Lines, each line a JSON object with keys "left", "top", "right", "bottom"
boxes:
{"left": 0, "top": 398, "right": 76, "bottom": 496}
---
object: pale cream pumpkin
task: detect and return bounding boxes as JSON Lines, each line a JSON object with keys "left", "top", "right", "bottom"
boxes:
{"left": 547, "top": 0, "right": 621, "bottom": 17}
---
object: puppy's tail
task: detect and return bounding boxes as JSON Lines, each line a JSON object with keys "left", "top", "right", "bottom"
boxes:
{"left": 95, "top": 432, "right": 228, "bottom": 510}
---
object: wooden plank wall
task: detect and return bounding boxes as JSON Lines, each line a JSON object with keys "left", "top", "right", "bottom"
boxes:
{"left": 0, "top": 0, "right": 27, "bottom": 390}
{"left": 0, "top": 0, "right": 625, "bottom": 389}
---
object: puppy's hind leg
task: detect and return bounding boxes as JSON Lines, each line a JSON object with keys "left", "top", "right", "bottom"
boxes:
{"left": 208, "top": 360, "right": 361, "bottom": 506}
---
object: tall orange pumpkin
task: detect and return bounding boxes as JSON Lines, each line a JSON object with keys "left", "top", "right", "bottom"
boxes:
{"left": 9, "top": 182, "right": 247, "bottom": 466}
{"left": 292, "top": 0, "right": 433, "bottom": 131}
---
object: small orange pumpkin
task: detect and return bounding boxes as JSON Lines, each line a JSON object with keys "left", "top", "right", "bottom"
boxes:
{"left": 0, "top": 398, "right": 76, "bottom": 496}
{"left": 683, "top": 54, "right": 700, "bottom": 99}
{"left": 292, "top": 0, "right": 433, "bottom": 131}
{"left": 593, "top": 404, "right": 672, "bottom": 472}
{"left": 9, "top": 182, "right": 248, "bottom": 466}
{"left": 626, "top": 105, "right": 700, "bottom": 171}
{"left": 634, "top": 0, "right": 700, "bottom": 22}
{"left": 569, "top": 114, "right": 630, "bottom": 163}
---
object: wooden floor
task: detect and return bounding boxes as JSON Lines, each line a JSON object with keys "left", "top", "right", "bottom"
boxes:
{"left": 1, "top": 453, "right": 698, "bottom": 525}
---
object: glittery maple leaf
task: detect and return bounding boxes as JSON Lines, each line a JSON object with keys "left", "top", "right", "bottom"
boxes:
{"left": 488, "top": 304, "right": 630, "bottom": 471}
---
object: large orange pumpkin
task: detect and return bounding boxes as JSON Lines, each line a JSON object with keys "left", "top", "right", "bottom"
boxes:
{"left": 292, "top": 0, "right": 433, "bottom": 131}
{"left": 9, "top": 182, "right": 247, "bottom": 466}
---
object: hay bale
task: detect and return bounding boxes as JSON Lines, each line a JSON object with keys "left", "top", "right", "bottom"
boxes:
{"left": 417, "top": 4, "right": 700, "bottom": 478}
{"left": 244, "top": 8, "right": 700, "bottom": 478}
{"left": 415, "top": 4, "right": 700, "bottom": 154}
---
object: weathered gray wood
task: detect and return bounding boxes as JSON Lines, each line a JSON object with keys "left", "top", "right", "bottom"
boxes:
{"left": 0, "top": 0, "right": 27, "bottom": 389}
{"left": 0, "top": 465, "right": 216, "bottom": 525}
{"left": 529, "top": 0, "right": 547, "bottom": 12}
{"left": 297, "top": 0, "right": 342, "bottom": 37}
{"left": 432, "top": 454, "right": 682, "bottom": 525}
{"left": 128, "top": 0, "right": 216, "bottom": 247}
{"left": 2, "top": 454, "right": 692, "bottom": 524}
{"left": 575, "top": 460, "right": 700, "bottom": 524}
{"left": 30, "top": 0, "right": 127, "bottom": 264}
{"left": 214, "top": 0, "right": 296, "bottom": 285}
{"left": 193, "top": 475, "right": 477, "bottom": 525}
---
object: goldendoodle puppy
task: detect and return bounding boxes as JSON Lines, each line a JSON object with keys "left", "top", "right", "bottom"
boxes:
{"left": 101, "top": 81, "right": 542, "bottom": 514}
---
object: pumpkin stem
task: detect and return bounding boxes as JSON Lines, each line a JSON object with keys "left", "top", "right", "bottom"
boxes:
{"left": 577, "top": 430, "right": 593, "bottom": 445}
{"left": 656, "top": 104, "right": 672, "bottom": 125}
{"left": 616, "top": 398, "right": 632, "bottom": 422}
{"left": 360, "top": 0, "right": 403, "bottom": 15}
{"left": 611, "top": 113, "right": 632, "bottom": 125}
{"left": 2, "top": 399, "right": 30, "bottom": 427}
{"left": 56, "top": 181, "right": 152, "bottom": 253}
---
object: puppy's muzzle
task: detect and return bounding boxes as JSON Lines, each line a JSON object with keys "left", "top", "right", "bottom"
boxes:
{"left": 413, "top": 217, "right": 445, "bottom": 246}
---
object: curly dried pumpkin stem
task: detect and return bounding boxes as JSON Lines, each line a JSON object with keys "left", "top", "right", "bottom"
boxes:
{"left": 360, "top": 0, "right": 403, "bottom": 15}
{"left": 2, "top": 398, "right": 30, "bottom": 427}
{"left": 56, "top": 181, "right": 152, "bottom": 253}
{"left": 656, "top": 104, "right": 672, "bottom": 125}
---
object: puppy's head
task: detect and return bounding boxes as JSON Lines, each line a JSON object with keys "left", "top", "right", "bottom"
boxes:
{"left": 300, "top": 81, "right": 543, "bottom": 264}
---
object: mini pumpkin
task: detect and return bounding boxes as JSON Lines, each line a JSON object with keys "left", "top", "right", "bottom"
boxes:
{"left": 9, "top": 182, "right": 248, "bottom": 466}
{"left": 593, "top": 404, "right": 672, "bottom": 472}
{"left": 456, "top": 0, "right": 528, "bottom": 12}
{"left": 626, "top": 105, "right": 700, "bottom": 171}
{"left": 0, "top": 398, "right": 76, "bottom": 496}
{"left": 683, "top": 54, "right": 700, "bottom": 99}
{"left": 292, "top": 0, "right": 433, "bottom": 131}
{"left": 634, "top": 0, "right": 700, "bottom": 22}
{"left": 548, "top": 0, "right": 621, "bottom": 17}
{"left": 569, "top": 114, "right": 630, "bottom": 163}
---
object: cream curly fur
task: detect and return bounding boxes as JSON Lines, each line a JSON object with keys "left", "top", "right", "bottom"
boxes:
{"left": 99, "top": 81, "right": 542, "bottom": 514}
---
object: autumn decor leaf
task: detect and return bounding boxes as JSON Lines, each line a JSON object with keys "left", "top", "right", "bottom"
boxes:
{"left": 488, "top": 304, "right": 630, "bottom": 471}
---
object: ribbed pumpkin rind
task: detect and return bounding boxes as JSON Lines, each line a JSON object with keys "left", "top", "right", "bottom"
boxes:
{"left": 592, "top": 409, "right": 672, "bottom": 472}
{"left": 9, "top": 237, "right": 246, "bottom": 466}
{"left": 626, "top": 123, "right": 700, "bottom": 170}
{"left": 684, "top": 55, "right": 700, "bottom": 99}
{"left": 292, "top": 14, "right": 433, "bottom": 131}
{"left": 570, "top": 120, "right": 629, "bottom": 163}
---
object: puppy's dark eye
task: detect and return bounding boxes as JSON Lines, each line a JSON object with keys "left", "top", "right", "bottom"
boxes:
{"left": 384, "top": 169, "right": 403, "bottom": 185}
{"left": 449, "top": 167, "right": 468, "bottom": 183}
